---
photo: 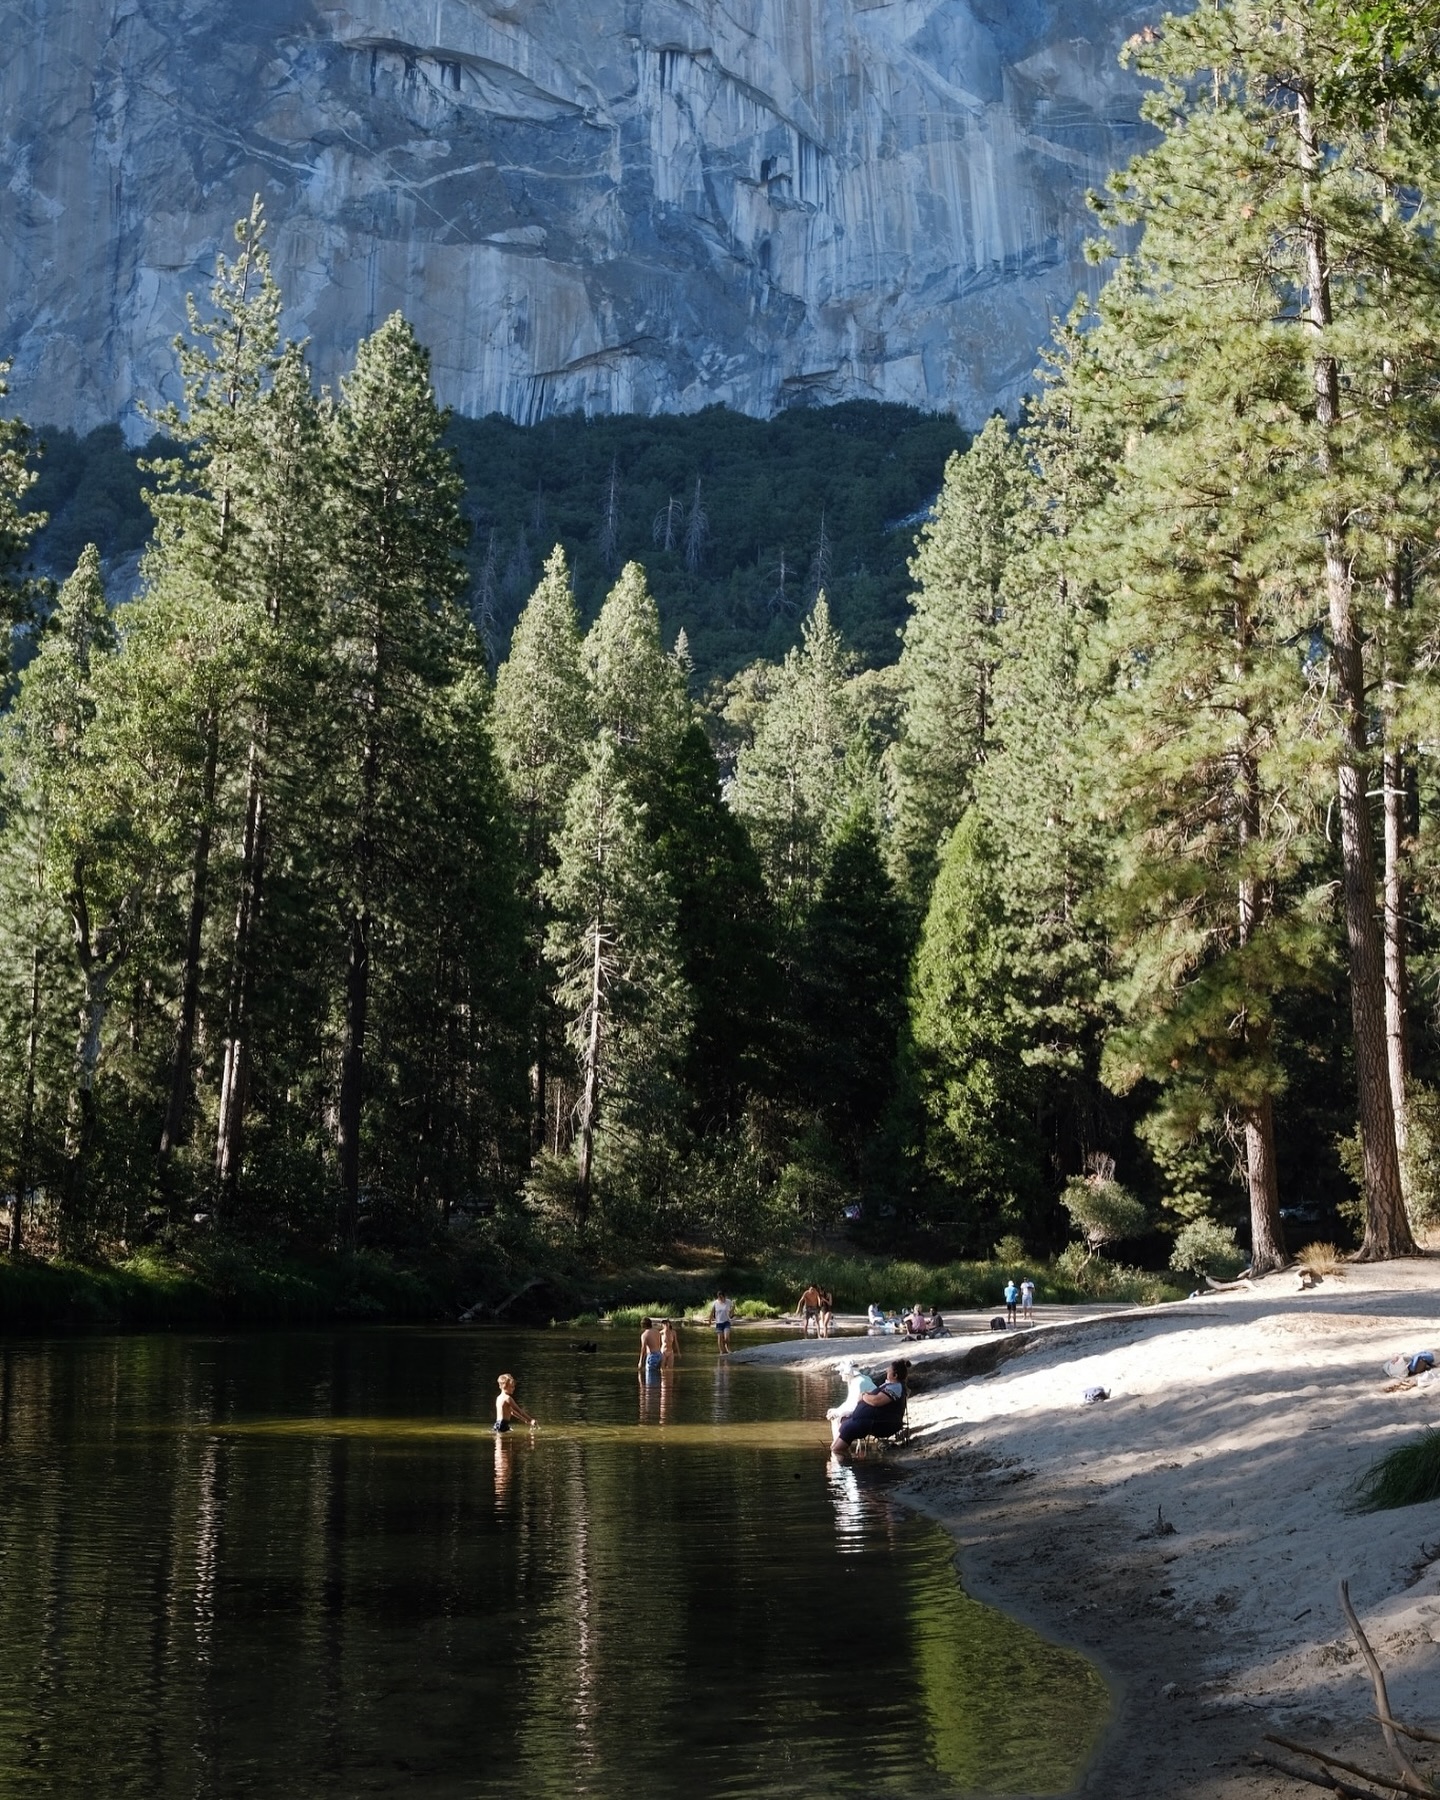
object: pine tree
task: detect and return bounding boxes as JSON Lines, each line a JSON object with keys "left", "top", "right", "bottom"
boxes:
{"left": 210, "top": 343, "right": 327, "bottom": 1215}
{"left": 140, "top": 199, "right": 285, "bottom": 1184}
{"left": 731, "top": 594, "right": 857, "bottom": 919}
{"left": 582, "top": 560, "right": 687, "bottom": 782}
{"left": 544, "top": 732, "right": 690, "bottom": 1224}
{"left": 493, "top": 545, "right": 591, "bottom": 1145}
{"left": 0, "top": 546, "right": 116, "bottom": 1249}
{"left": 1084, "top": 0, "right": 1440, "bottom": 1255}
{"left": 909, "top": 811, "right": 1046, "bottom": 1240}
{"left": 797, "top": 805, "right": 908, "bottom": 1189}
{"left": 890, "top": 416, "right": 1029, "bottom": 903}
{"left": 324, "top": 312, "right": 473, "bottom": 1243}
{"left": 0, "top": 362, "right": 44, "bottom": 678}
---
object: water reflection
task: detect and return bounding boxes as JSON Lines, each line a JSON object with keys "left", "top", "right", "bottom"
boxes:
{"left": 0, "top": 1330, "right": 1107, "bottom": 1800}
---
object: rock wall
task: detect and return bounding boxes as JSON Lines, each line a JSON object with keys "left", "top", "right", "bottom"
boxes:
{"left": 0, "top": 0, "right": 1151, "bottom": 432}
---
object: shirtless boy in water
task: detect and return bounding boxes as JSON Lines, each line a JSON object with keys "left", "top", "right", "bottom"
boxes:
{"left": 638, "top": 1318, "right": 665, "bottom": 1380}
{"left": 493, "top": 1373, "right": 535, "bottom": 1433}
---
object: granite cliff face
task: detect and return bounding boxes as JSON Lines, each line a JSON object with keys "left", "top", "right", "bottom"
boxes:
{"left": 0, "top": 0, "right": 1150, "bottom": 432}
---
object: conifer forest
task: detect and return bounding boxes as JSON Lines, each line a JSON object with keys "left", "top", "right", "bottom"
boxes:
{"left": 6, "top": 2, "right": 1440, "bottom": 1296}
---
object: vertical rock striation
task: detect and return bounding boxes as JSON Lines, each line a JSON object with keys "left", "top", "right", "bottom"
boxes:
{"left": 0, "top": 0, "right": 1151, "bottom": 430}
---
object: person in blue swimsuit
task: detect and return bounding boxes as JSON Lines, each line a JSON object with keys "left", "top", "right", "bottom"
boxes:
{"left": 638, "top": 1317, "right": 665, "bottom": 1381}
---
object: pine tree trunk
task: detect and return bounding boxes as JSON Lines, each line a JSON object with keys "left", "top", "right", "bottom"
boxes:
{"left": 1236, "top": 722, "right": 1287, "bottom": 1276}
{"left": 337, "top": 698, "right": 380, "bottom": 1249}
{"left": 1297, "top": 86, "right": 1413, "bottom": 1259}
{"left": 10, "top": 937, "right": 41, "bottom": 1256}
{"left": 158, "top": 708, "right": 220, "bottom": 1177}
{"left": 337, "top": 900, "right": 370, "bottom": 1248}
{"left": 1384, "top": 739, "right": 1410, "bottom": 1161}
{"left": 1382, "top": 560, "right": 1410, "bottom": 1164}
{"left": 574, "top": 923, "right": 604, "bottom": 1229}
{"left": 1244, "top": 1097, "right": 1286, "bottom": 1275}
{"left": 213, "top": 737, "right": 268, "bottom": 1216}
{"left": 61, "top": 961, "right": 110, "bottom": 1251}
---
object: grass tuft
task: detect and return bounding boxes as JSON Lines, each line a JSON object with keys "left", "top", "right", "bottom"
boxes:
{"left": 1353, "top": 1428, "right": 1440, "bottom": 1512}
{"left": 1297, "top": 1241, "right": 1346, "bottom": 1277}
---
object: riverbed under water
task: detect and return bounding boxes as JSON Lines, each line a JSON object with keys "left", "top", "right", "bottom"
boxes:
{"left": 0, "top": 1328, "right": 1106, "bottom": 1797}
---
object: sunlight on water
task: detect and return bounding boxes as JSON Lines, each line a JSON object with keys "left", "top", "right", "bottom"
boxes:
{"left": 0, "top": 1329, "right": 1106, "bottom": 1799}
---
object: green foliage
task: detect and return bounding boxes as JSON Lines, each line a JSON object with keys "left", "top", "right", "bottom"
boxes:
{"left": 1353, "top": 1429, "right": 1440, "bottom": 1513}
{"left": 890, "top": 415, "right": 1030, "bottom": 902}
{"left": 446, "top": 401, "right": 965, "bottom": 681}
{"left": 1169, "top": 1218, "right": 1246, "bottom": 1284}
{"left": 1060, "top": 1172, "right": 1148, "bottom": 1257}
{"left": 1400, "top": 1084, "right": 1440, "bottom": 1233}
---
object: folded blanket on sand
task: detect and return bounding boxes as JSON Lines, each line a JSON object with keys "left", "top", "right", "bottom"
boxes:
{"left": 1383, "top": 1351, "right": 1436, "bottom": 1380}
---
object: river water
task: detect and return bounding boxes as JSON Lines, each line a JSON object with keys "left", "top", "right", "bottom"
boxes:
{"left": 0, "top": 1328, "right": 1106, "bottom": 1798}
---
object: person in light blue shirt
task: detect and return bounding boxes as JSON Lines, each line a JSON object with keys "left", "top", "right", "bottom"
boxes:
{"left": 1003, "top": 1279, "right": 1019, "bottom": 1327}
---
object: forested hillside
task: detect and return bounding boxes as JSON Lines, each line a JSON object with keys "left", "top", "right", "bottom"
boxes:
{"left": 23, "top": 402, "right": 964, "bottom": 684}
{"left": 3, "top": 0, "right": 1440, "bottom": 1295}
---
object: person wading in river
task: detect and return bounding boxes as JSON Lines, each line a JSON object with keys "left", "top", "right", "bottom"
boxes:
{"left": 493, "top": 1373, "right": 535, "bottom": 1434}
{"left": 638, "top": 1317, "right": 665, "bottom": 1381}
{"left": 661, "top": 1318, "right": 682, "bottom": 1369}
{"left": 709, "top": 1290, "right": 734, "bottom": 1355}
{"left": 797, "top": 1282, "right": 823, "bottom": 1337}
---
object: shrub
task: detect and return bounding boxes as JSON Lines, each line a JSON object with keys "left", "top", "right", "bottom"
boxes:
{"left": 1170, "top": 1218, "right": 1246, "bottom": 1284}
{"left": 1400, "top": 1083, "right": 1440, "bottom": 1233}
{"left": 992, "top": 1233, "right": 1027, "bottom": 1267}
{"left": 1061, "top": 1163, "right": 1149, "bottom": 1262}
{"left": 1354, "top": 1429, "right": 1440, "bottom": 1512}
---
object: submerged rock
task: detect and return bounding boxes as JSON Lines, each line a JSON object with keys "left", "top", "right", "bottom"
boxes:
{"left": 0, "top": 0, "right": 1151, "bottom": 431}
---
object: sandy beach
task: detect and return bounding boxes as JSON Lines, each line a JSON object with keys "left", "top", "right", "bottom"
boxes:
{"left": 738, "top": 1265, "right": 1440, "bottom": 1798}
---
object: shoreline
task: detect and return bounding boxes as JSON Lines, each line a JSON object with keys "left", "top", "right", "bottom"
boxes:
{"left": 749, "top": 1270, "right": 1440, "bottom": 1798}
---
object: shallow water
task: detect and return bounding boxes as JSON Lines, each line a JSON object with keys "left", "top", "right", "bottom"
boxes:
{"left": 0, "top": 1328, "right": 1106, "bottom": 1798}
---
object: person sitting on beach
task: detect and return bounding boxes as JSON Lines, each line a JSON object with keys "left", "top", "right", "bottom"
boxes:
{"left": 638, "top": 1318, "right": 665, "bottom": 1381}
{"left": 825, "top": 1359, "right": 877, "bottom": 1436}
{"left": 830, "top": 1360, "right": 909, "bottom": 1457}
{"left": 867, "top": 1303, "right": 885, "bottom": 1333}
{"left": 904, "top": 1303, "right": 932, "bottom": 1339}
{"left": 493, "top": 1373, "right": 535, "bottom": 1434}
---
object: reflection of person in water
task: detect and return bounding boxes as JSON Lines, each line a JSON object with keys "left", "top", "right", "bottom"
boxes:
{"left": 493, "top": 1431, "right": 514, "bottom": 1514}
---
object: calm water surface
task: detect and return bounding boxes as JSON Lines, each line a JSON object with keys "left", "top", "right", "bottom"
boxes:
{"left": 0, "top": 1329, "right": 1106, "bottom": 1798}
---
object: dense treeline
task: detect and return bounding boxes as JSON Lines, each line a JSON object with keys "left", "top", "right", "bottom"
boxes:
{"left": 23, "top": 399, "right": 963, "bottom": 686}
{"left": 5, "top": 0, "right": 1440, "bottom": 1284}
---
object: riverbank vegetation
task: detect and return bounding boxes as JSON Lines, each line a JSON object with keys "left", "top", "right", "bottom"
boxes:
{"left": 3, "top": 1, "right": 1440, "bottom": 1322}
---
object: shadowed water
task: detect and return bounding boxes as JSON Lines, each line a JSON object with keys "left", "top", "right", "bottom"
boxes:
{"left": 0, "top": 1328, "right": 1106, "bottom": 1797}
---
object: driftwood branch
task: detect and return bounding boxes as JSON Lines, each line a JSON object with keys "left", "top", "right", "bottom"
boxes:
{"left": 1381, "top": 1721, "right": 1440, "bottom": 1750}
{"left": 1266, "top": 1736, "right": 1421, "bottom": 1796}
{"left": 1338, "top": 1579, "right": 1434, "bottom": 1796}
{"left": 1251, "top": 1749, "right": 1390, "bottom": 1800}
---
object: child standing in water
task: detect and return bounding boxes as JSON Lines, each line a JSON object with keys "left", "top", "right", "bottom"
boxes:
{"left": 493, "top": 1372, "right": 535, "bottom": 1433}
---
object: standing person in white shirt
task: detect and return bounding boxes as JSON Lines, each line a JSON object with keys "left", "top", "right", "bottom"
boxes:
{"left": 1020, "top": 1277, "right": 1035, "bottom": 1323}
{"left": 709, "top": 1289, "right": 734, "bottom": 1355}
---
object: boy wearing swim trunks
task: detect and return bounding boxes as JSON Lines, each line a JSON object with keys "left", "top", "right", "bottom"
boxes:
{"left": 709, "top": 1291, "right": 734, "bottom": 1355}
{"left": 638, "top": 1317, "right": 665, "bottom": 1380}
{"left": 493, "top": 1373, "right": 535, "bottom": 1433}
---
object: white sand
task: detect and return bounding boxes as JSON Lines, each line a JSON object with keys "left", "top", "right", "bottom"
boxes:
{"left": 742, "top": 1265, "right": 1440, "bottom": 1796}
